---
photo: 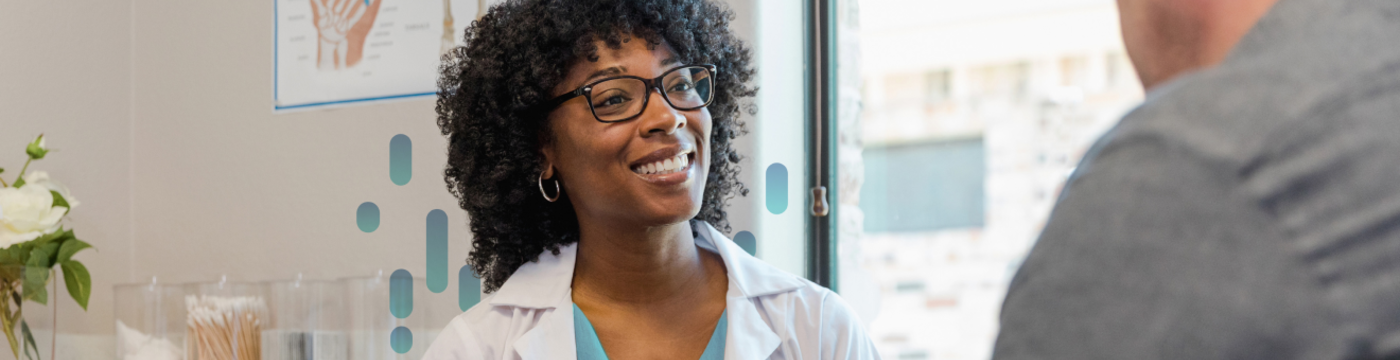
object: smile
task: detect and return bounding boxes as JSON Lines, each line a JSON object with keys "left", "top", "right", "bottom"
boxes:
{"left": 631, "top": 150, "right": 693, "bottom": 175}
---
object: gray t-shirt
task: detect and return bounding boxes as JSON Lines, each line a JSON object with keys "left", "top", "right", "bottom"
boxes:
{"left": 993, "top": 0, "right": 1400, "bottom": 359}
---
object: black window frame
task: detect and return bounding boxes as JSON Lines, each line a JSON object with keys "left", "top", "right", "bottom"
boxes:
{"left": 804, "top": 0, "right": 838, "bottom": 290}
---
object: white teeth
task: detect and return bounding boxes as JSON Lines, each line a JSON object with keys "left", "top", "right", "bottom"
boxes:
{"left": 632, "top": 153, "right": 692, "bottom": 175}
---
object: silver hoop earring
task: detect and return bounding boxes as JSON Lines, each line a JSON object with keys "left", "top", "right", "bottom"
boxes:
{"left": 538, "top": 172, "right": 561, "bottom": 202}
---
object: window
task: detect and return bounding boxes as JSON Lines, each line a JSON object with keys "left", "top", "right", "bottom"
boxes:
{"left": 828, "top": 0, "right": 1145, "bottom": 358}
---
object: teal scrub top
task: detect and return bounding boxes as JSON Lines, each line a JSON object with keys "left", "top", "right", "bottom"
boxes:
{"left": 573, "top": 303, "right": 727, "bottom": 360}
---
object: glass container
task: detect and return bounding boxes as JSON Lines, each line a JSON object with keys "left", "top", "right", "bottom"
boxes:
{"left": 114, "top": 279, "right": 187, "bottom": 360}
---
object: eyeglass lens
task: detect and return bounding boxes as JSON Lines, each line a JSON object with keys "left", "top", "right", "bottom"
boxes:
{"left": 589, "top": 66, "right": 713, "bottom": 122}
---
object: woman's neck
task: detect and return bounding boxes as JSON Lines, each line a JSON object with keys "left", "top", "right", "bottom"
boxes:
{"left": 571, "top": 219, "right": 719, "bottom": 307}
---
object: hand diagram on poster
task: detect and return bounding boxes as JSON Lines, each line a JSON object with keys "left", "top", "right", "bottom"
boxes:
{"left": 310, "top": 0, "right": 383, "bottom": 70}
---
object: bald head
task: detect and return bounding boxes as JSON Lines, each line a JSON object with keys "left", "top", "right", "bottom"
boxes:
{"left": 1117, "top": 0, "right": 1280, "bottom": 90}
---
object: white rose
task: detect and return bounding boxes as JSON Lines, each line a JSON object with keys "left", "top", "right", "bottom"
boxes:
{"left": 0, "top": 185, "right": 67, "bottom": 248}
{"left": 21, "top": 171, "right": 78, "bottom": 208}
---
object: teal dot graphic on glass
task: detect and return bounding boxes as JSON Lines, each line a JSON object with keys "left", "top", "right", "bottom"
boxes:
{"left": 390, "top": 134, "right": 412, "bottom": 186}
{"left": 460, "top": 265, "right": 482, "bottom": 311}
{"left": 427, "top": 209, "right": 448, "bottom": 294}
{"left": 390, "top": 326, "right": 413, "bottom": 354}
{"left": 765, "top": 163, "right": 788, "bottom": 214}
{"left": 357, "top": 202, "right": 380, "bottom": 233}
{"left": 390, "top": 269, "right": 413, "bottom": 319}
{"left": 734, "top": 231, "right": 757, "bottom": 256}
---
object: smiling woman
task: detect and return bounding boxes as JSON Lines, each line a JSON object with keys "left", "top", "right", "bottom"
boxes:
{"left": 426, "top": 0, "right": 878, "bottom": 359}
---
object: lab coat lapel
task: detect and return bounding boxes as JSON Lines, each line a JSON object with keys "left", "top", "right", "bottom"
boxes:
{"left": 726, "top": 297, "right": 782, "bottom": 359}
{"left": 496, "top": 243, "right": 580, "bottom": 360}
{"left": 695, "top": 222, "right": 803, "bottom": 359}
{"left": 512, "top": 301, "right": 577, "bottom": 360}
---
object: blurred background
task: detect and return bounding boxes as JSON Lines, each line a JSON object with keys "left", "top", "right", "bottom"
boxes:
{"left": 0, "top": 0, "right": 1141, "bottom": 359}
{"left": 839, "top": 1, "right": 1142, "bottom": 359}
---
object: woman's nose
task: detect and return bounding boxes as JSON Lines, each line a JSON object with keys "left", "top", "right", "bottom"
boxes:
{"left": 638, "top": 88, "right": 686, "bottom": 137}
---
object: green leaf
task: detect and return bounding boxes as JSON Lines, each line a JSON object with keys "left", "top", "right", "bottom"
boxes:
{"left": 11, "top": 177, "right": 24, "bottom": 188}
{"left": 28, "top": 229, "right": 67, "bottom": 250}
{"left": 1, "top": 246, "right": 25, "bottom": 266}
{"left": 60, "top": 261, "right": 89, "bottom": 310}
{"left": 13, "top": 244, "right": 31, "bottom": 266}
{"left": 20, "top": 320, "right": 39, "bottom": 360}
{"left": 25, "top": 242, "right": 57, "bottom": 269}
{"left": 0, "top": 249, "right": 17, "bottom": 265}
{"left": 56, "top": 238, "right": 90, "bottom": 264}
{"left": 53, "top": 229, "right": 75, "bottom": 247}
{"left": 21, "top": 266, "right": 47, "bottom": 305}
{"left": 49, "top": 191, "right": 68, "bottom": 211}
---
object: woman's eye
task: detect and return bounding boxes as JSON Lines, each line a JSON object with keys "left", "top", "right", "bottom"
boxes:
{"left": 668, "top": 81, "right": 695, "bottom": 93}
{"left": 595, "top": 95, "right": 631, "bottom": 107}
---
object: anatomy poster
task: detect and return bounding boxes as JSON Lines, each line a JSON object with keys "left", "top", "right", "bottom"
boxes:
{"left": 274, "top": 0, "right": 479, "bottom": 111}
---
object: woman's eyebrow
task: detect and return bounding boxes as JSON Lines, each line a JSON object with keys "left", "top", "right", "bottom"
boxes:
{"left": 585, "top": 66, "right": 625, "bottom": 83}
{"left": 581, "top": 57, "right": 680, "bottom": 83}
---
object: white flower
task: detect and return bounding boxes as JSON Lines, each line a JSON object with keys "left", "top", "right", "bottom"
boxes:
{"left": 0, "top": 185, "right": 67, "bottom": 248}
{"left": 21, "top": 171, "right": 78, "bottom": 208}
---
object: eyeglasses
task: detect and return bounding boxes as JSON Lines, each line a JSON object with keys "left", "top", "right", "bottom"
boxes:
{"left": 537, "top": 64, "right": 717, "bottom": 123}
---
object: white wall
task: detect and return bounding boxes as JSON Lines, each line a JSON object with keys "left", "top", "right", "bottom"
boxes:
{"left": 0, "top": 0, "right": 133, "bottom": 355}
{"left": 130, "top": 0, "right": 469, "bottom": 290}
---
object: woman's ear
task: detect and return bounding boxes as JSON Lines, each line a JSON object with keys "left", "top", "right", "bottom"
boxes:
{"left": 540, "top": 144, "right": 557, "bottom": 179}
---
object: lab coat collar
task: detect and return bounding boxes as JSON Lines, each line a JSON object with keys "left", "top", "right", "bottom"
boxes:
{"left": 692, "top": 221, "right": 806, "bottom": 298}
{"left": 488, "top": 242, "right": 577, "bottom": 309}
{"left": 494, "top": 221, "right": 800, "bottom": 359}
{"left": 490, "top": 221, "right": 805, "bottom": 308}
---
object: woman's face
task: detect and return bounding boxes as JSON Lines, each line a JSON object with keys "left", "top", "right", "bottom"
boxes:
{"left": 543, "top": 38, "right": 712, "bottom": 229}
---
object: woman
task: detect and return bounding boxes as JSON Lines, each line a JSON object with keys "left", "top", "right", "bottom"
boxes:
{"left": 424, "top": 0, "right": 878, "bottom": 359}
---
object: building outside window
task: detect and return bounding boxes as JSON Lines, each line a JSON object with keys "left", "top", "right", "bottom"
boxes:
{"left": 834, "top": 0, "right": 1145, "bottom": 359}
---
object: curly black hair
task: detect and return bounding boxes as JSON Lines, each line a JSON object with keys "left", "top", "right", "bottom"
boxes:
{"left": 437, "top": 0, "right": 757, "bottom": 293}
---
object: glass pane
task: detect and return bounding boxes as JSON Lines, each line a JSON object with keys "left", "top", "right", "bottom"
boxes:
{"left": 717, "top": 0, "right": 808, "bottom": 278}
{"left": 834, "top": 1, "right": 1145, "bottom": 359}
{"left": 747, "top": 0, "right": 809, "bottom": 277}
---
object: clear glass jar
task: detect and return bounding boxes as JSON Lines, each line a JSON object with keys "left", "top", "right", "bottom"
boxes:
{"left": 185, "top": 279, "right": 266, "bottom": 360}
{"left": 114, "top": 279, "right": 186, "bottom": 360}
{"left": 263, "top": 277, "right": 346, "bottom": 360}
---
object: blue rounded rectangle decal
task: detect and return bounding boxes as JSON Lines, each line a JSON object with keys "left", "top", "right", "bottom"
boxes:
{"left": 427, "top": 210, "right": 448, "bottom": 293}
{"left": 390, "top": 134, "right": 412, "bottom": 186}
{"left": 460, "top": 265, "right": 482, "bottom": 311}
{"left": 390, "top": 269, "right": 413, "bottom": 319}
{"left": 766, "top": 163, "right": 788, "bottom": 214}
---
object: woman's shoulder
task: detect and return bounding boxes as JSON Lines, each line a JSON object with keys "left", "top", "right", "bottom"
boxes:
{"left": 760, "top": 278, "right": 863, "bottom": 326}
{"left": 751, "top": 279, "right": 880, "bottom": 358}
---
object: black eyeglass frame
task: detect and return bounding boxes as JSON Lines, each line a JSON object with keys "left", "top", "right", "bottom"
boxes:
{"left": 536, "top": 64, "right": 719, "bottom": 123}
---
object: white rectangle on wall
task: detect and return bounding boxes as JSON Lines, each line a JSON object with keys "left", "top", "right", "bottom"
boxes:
{"left": 273, "top": 0, "right": 479, "bottom": 111}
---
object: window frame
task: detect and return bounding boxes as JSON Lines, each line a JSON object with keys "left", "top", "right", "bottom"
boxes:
{"left": 804, "top": 0, "right": 839, "bottom": 290}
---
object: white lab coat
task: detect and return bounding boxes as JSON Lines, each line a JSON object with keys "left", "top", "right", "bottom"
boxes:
{"left": 422, "top": 221, "right": 881, "bottom": 360}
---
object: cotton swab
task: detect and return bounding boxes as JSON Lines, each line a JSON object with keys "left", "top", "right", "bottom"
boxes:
{"left": 187, "top": 295, "right": 267, "bottom": 360}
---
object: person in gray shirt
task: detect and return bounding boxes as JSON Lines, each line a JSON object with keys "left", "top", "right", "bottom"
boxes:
{"left": 994, "top": 0, "right": 1400, "bottom": 359}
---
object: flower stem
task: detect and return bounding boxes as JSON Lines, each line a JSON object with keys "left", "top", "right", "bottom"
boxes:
{"left": 15, "top": 159, "right": 31, "bottom": 185}
{"left": 48, "top": 271, "right": 54, "bottom": 360}
{"left": 0, "top": 283, "right": 17, "bottom": 360}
